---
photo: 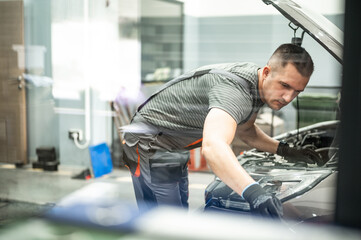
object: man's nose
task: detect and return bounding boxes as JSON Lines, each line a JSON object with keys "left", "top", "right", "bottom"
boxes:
{"left": 283, "top": 90, "right": 297, "bottom": 103}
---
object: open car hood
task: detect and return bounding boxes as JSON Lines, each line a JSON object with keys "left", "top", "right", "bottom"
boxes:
{"left": 263, "top": 0, "right": 343, "bottom": 64}
{"left": 204, "top": 121, "right": 339, "bottom": 222}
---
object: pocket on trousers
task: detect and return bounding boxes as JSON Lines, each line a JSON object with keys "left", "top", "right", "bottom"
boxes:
{"left": 150, "top": 162, "right": 182, "bottom": 184}
{"left": 123, "top": 133, "right": 140, "bottom": 148}
{"left": 122, "top": 133, "right": 141, "bottom": 175}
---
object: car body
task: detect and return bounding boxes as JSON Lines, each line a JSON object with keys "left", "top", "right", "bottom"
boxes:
{"left": 204, "top": 0, "right": 343, "bottom": 224}
{"left": 205, "top": 120, "right": 339, "bottom": 223}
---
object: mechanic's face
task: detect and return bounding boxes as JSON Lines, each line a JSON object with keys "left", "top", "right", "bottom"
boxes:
{"left": 260, "top": 63, "right": 310, "bottom": 110}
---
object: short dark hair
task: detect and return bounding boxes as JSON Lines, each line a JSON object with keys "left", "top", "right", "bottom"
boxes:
{"left": 268, "top": 43, "right": 314, "bottom": 78}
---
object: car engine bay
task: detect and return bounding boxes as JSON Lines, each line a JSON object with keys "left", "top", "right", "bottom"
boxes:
{"left": 204, "top": 121, "right": 339, "bottom": 220}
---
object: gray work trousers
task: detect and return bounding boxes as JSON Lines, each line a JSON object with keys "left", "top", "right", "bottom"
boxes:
{"left": 122, "top": 113, "right": 202, "bottom": 211}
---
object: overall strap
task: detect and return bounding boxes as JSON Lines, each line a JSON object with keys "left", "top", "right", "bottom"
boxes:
{"left": 137, "top": 68, "right": 251, "bottom": 112}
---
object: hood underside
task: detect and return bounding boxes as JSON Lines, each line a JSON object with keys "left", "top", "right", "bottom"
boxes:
{"left": 263, "top": 0, "right": 343, "bottom": 63}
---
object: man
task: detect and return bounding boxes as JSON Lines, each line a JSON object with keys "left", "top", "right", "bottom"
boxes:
{"left": 121, "top": 43, "right": 321, "bottom": 218}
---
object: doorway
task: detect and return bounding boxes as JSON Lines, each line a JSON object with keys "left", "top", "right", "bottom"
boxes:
{"left": 0, "top": 1, "right": 27, "bottom": 165}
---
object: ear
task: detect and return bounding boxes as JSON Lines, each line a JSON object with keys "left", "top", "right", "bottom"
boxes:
{"left": 263, "top": 65, "right": 271, "bottom": 78}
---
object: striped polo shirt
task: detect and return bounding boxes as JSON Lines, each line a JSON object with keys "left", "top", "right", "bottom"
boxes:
{"left": 139, "top": 62, "right": 264, "bottom": 133}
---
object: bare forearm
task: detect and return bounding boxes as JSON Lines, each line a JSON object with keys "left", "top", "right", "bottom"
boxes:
{"left": 202, "top": 140, "right": 255, "bottom": 196}
{"left": 240, "top": 124, "right": 279, "bottom": 154}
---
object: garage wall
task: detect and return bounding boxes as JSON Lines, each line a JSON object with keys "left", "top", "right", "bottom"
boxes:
{"left": 24, "top": 0, "right": 60, "bottom": 162}
{"left": 25, "top": 0, "right": 141, "bottom": 167}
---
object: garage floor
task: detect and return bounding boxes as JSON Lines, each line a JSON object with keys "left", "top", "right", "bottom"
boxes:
{"left": 0, "top": 163, "right": 215, "bottom": 226}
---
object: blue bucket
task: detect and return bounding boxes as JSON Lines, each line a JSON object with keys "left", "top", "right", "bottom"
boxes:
{"left": 89, "top": 142, "right": 113, "bottom": 178}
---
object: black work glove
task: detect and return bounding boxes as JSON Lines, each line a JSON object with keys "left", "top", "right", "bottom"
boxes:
{"left": 276, "top": 141, "right": 323, "bottom": 166}
{"left": 243, "top": 183, "right": 283, "bottom": 219}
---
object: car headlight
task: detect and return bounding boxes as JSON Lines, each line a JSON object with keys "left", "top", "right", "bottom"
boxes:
{"left": 205, "top": 170, "right": 332, "bottom": 212}
{"left": 259, "top": 170, "right": 332, "bottom": 201}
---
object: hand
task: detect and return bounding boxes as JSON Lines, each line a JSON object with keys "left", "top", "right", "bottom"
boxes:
{"left": 242, "top": 183, "right": 283, "bottom": 219}
{"left": 277, "top": 141, "right": 323, "bottom": 166}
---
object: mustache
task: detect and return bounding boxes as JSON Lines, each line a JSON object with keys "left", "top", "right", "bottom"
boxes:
{"left": 276, "top": 99, "right": 288, "bottom": 105}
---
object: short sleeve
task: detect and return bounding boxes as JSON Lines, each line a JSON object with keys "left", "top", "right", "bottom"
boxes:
{"left": 208, "top": 81, "right": 253, "bottom": 124}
